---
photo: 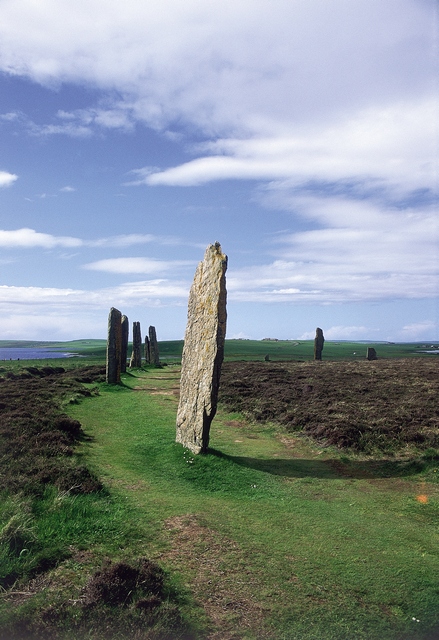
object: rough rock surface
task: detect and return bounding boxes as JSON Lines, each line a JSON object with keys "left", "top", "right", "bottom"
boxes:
{"left": 367, "top": 347, "right": 377, "bottom": 361}
{"left": 106, "top": 307, "right": 122, "bottom": 384}
{"left": 149, "top": 326, "right": 160, "bottom": 366}
{"left": 129, "top": 321, "right": 142, "bottom": 368}
{"left": 144, "top": 335, "right": 151, "bottom": 364}
{"left": 121, "top": 315, "right": 129, "bottom": 373}
{"left": 176, "top": 242, "right": 227, "bottom": 454}
{"left": 314, "top": 327, "right": 325, "bottom": 361}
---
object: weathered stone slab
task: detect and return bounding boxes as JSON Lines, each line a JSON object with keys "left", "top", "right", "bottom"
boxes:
{"left": 129, "top": 321, "right": 142, "bottom": 368}
{"left": 367, "top": 347, "right": 377, "bottom": 361}
{"left": 314, "top": 327, "right": 324, "bottom": 361}
{"left": 149, "top": 326, "right": 160, "bottom": 366}
{"left": 176, "top": 242, "right": 228, "bottom": 454}
{"left": 121, "top": 315, "right": 129, "bottom": 373}
{"left": 144, "top": 335, "right": 151, "bottom": 364}
{"left": 106, "top": 307, "right": 122, "bottom": 384}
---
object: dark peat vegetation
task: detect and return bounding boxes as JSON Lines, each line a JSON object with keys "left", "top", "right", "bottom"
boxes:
{"left": 0, "top": 345, "right": 438, "bottom": 640}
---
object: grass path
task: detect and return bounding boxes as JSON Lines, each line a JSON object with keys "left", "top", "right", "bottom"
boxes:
{"left": 69, "top": 366, "right": 439, "bottom": 640}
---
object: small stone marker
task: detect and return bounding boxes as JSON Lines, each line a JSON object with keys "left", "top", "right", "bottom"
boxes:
{"left": 149, "top": 326, "right": 160, "bottom": 366}
{"left": 366, "top": 347, "right": 377, "bottom": 361}
{"left": 129, "top": 321, "right": 142, "bottom": 368}
{"left": 106, "top": 307, "right": 122, "bottom": 384}
{"left": 121, "top": 315, "right": 129, "bottom": 373}
{"left": 144, "top": 335, "right": 151, "bottom": 364}
{"left": 176, "top": 242, "right": 228, "bottom": 454}
{"left": 314, "top": 327, "right": 324, "bottom": 361}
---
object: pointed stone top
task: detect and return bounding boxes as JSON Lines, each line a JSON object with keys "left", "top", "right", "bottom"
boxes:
{"left": 206, "top": 242, "right": 227, "bottom": 264}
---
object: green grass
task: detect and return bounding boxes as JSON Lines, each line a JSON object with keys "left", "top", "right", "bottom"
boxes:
{"left": 63, "top": 367, "right": 439, "bottom": 639}
{"left": 0, "top": 487, "right": 140, "bottom": 587}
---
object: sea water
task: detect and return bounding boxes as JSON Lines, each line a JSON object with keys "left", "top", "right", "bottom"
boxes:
{"left": 0, "top": 348, "right": 75, "bottom": 360}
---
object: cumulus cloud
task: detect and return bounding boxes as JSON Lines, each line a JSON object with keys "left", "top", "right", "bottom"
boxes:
{"left": 0, "top": 0, "right": 434, "bottom": 134}
{"left": 88, "top": 234, "right": 156, "bottom": 248}
{"left": 0, "top": 0, "right": 434, "bottom": 207}
{"left": 83, "top": 257, "right": 194, "bottom": 274}
{"left": 398, "top": 320, "right": 438, "bottom": 341}
{"left": 0, "top": 170, "right": 18, "bottom": 187}
{"left": 138, "top": 99, "right": 435, "bottom": 194}
{"left": 0, "top": 228, "right": 186, "bottom": 250}
{"left": 0, "top": 280, "right": 189, "bottom": 311}
{"left": 226, "top": 192, "right": 437, "bottom": 304}
{"left": 299, "top": 326, "right": 372, "bottom": 340}
{"left": 0, "top": 313, "right": 101, "bottom": 341}
{"left": 0, "top": 228, "right": 82, "bottom": 248}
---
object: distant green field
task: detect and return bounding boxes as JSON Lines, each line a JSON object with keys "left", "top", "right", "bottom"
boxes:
{"left": 1, "top": 338, "right": 438, "bottom": 364}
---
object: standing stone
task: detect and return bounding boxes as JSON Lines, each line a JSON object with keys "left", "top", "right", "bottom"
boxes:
{"left": 314, "top": 327, "right": 325, "bottom": 361}
{"left": 366, "top": 347, "right": 377, "bottom": 361}
{"left": 149, "top": 326, "right": 160, "bottom": 366}
{"left": 106, "top": 307, "right": 122, "bottom": 384}
{"left": 129, "top": 321, "right": 142, "bottom": 368}
{"left": 176, "top": 242, "right": 228, "bottom": 454}
{"left": 121, "top": 315, "right": 129, "bottom": 373}
{"left": 144, "top": 335, "right": 151, "bottom": 364}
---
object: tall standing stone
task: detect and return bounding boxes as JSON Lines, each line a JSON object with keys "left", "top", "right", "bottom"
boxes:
{"left": 129, "top": 321, "right": 142, "bottom": 368}
{"left": 144, "top": 335, "right": 151, "bottom": 364}
{"left": 314, "top": 327, "right": 325, "bottom": 361}
{"left": 149, "top": 326, "right": 160, "bottom": 366}
{"left": 176, "top": 242, "right": 228, "bottom": 454}
{"left": 106, "top": 307, "right": 122, "bottom": 384}
{"left": 121, "top": 315, "right": 129, "bottom": 373}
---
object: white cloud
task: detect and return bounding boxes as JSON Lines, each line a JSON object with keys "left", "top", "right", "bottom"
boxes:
{"left": 0, "top": 0, "right": 433, "bottom": 135}
{"left": 0, "top": 228, "right": 186, "bottom": 250}
{"left": 83, "top": 257, "right": 194, "bottom": 274}
{"left": 227, "top": 196, "right": 437, "bottom": 303}
{"left": 229, "top": 331, "right": 252, "bottom": 340}
{"left": 0, "top": 313, "right": 101, "bottom": 341}
{"left": 59, "top": 185, "right": 76, "bottom": 192}
{"left": 28, "top": 105, "right": 136, "bottom": 137}
{"left": 0, "top": 280, "right": 189, "bottom": 311}
{"left": 0, "top": 228, "right": 82, "bottom": 248}
{"left": 0, "top": 111, "right": 21, "bottom": 122}
{"left": 299, "top": 326, "right": 372, "bottom": 341}
{"left": 88, "top": 234, "right": 156, "bottom": 248}
{"left": 0, "top": 170, "right": 18, "bottom": 187}
{"left": 140, "top": 98, "right": 435, "bottom": 194}
{"left": 397, "top": 320, "right": 437, "bottom": 341}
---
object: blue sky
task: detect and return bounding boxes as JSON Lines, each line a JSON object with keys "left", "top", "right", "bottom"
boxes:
{"left": 0, "top": 0, "right": 437, "bottom": 342}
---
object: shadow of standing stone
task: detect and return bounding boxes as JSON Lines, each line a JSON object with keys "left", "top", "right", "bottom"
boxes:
{"left": 106, "top": 307, "right": 122, "bottom": 384}
{"left": 176, "top": 242, "right": 228, "bottom": 454}
{"left": 314, "top": 327, "right": 325, "bottom": 361}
